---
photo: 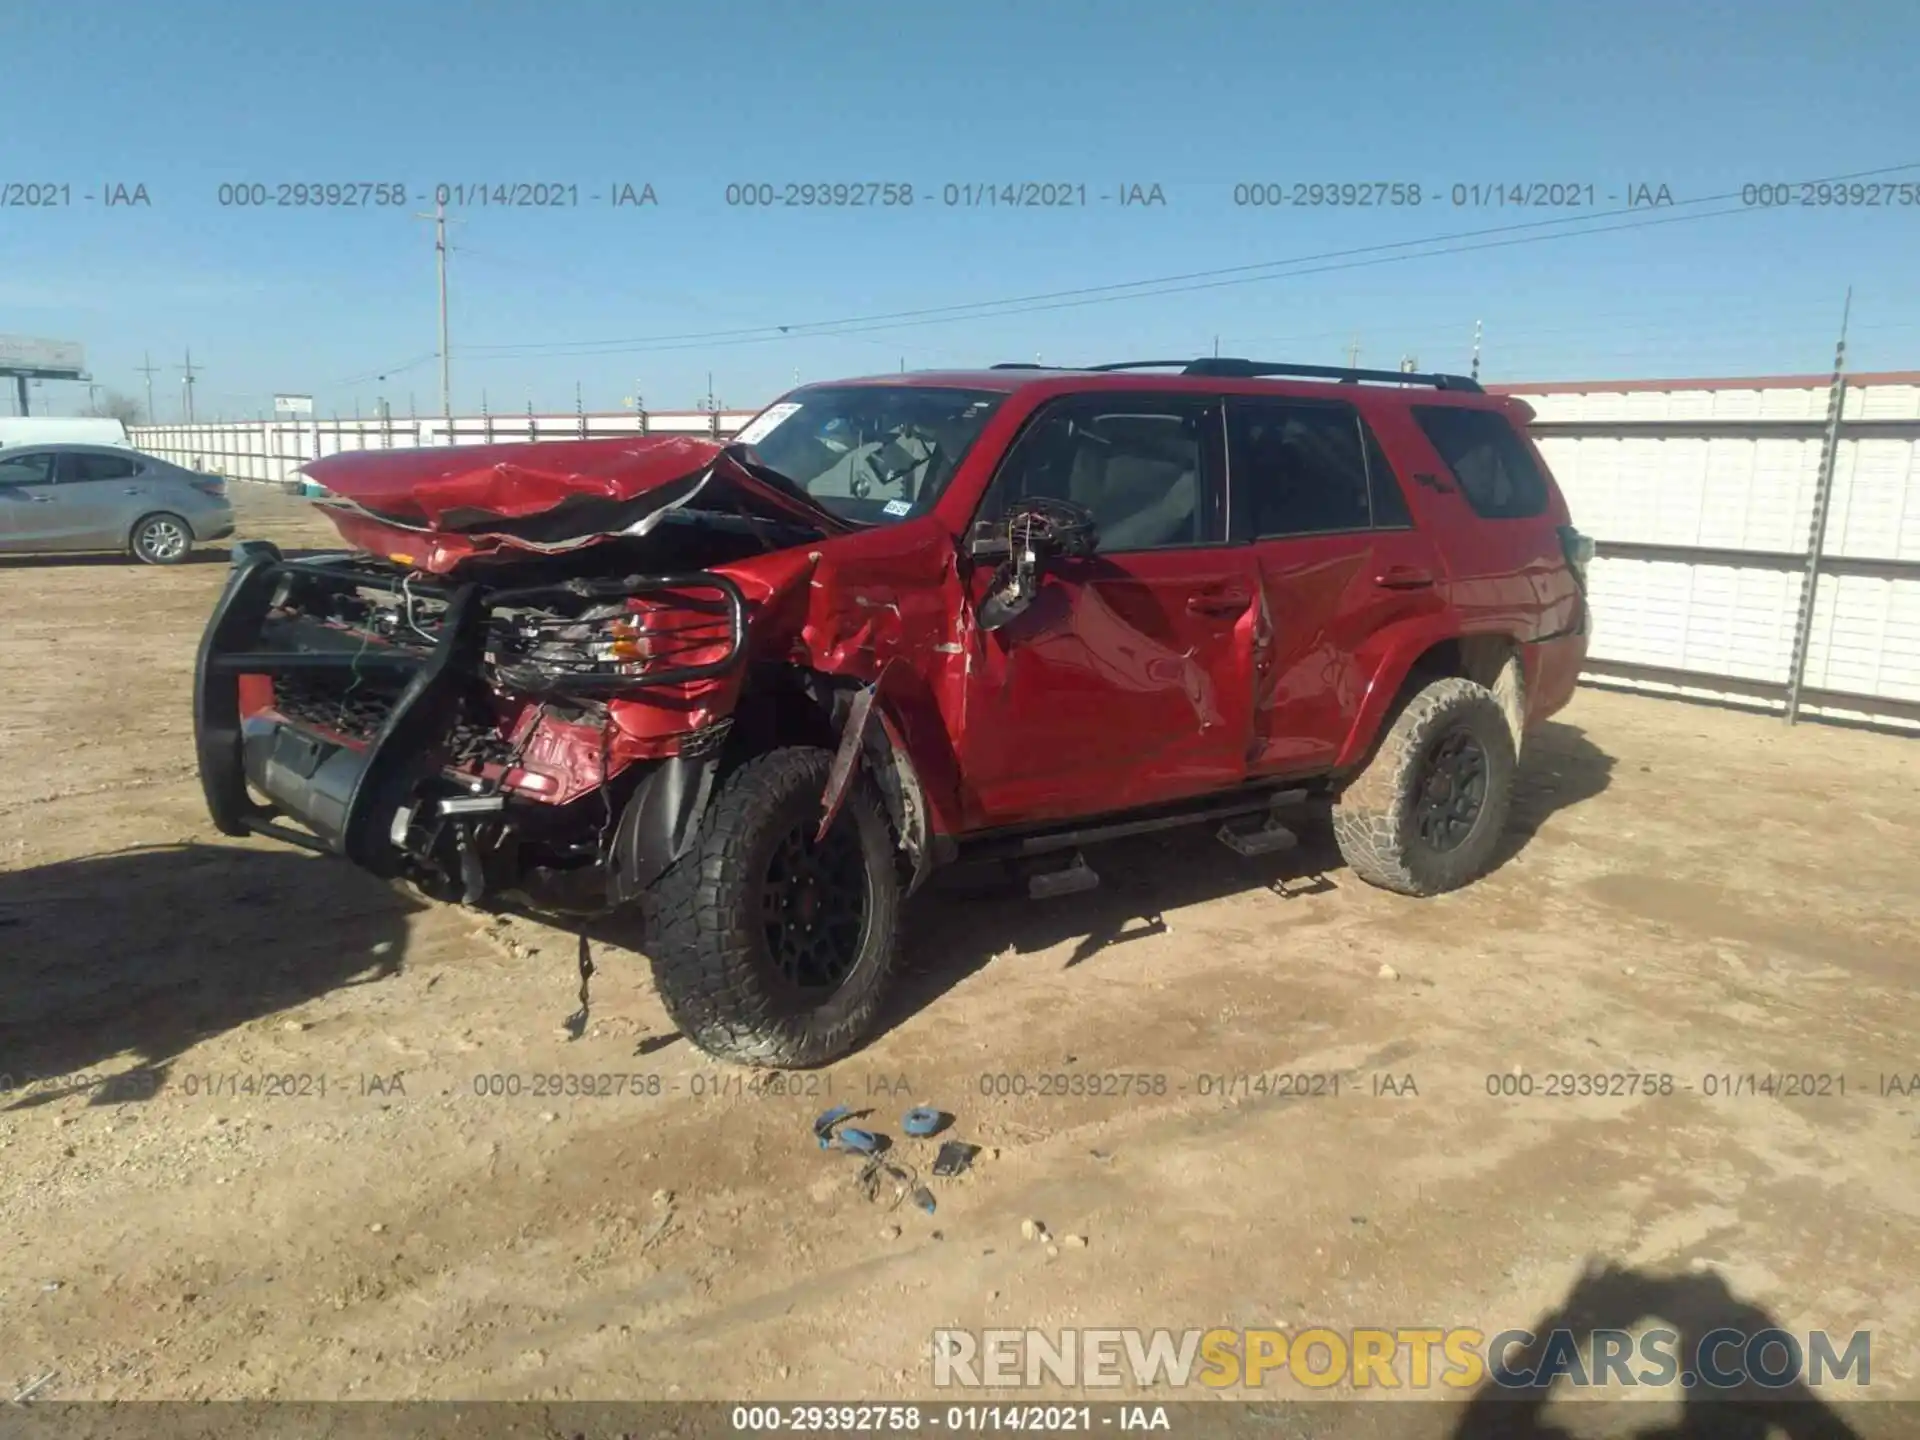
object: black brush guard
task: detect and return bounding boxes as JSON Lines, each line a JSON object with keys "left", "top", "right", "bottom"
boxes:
{"left": 193, "top": 540, "right": 747, "bottom": 878}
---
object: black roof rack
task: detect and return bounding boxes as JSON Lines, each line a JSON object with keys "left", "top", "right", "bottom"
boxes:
{"left": 1179, "top": 357, "right": 1482, "bottom": 391}
{"left": 986, "top": 357, "right": 1483, "bottom": 392}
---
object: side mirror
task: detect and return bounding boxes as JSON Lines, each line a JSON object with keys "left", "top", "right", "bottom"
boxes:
{"left": 974, "top": 497, "right": 1097, "bottom": 632}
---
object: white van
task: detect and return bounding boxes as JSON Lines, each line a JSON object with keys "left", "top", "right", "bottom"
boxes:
{"left": 0, "top": 417, "right": 132, "bottom": 448}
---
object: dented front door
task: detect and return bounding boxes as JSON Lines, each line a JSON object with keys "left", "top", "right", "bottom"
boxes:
{"left": 953, "top": 394, "right": 1257, "bottom": 829}
{"left": 959, "top": 551, "right": 1260, "bottom": 828}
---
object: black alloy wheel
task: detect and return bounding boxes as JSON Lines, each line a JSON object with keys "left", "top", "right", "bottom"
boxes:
{"left": 1413, "top": 727, "right": 1490, "bottom": 853}
{"left": 760, "top": 814, "right": 870, "bottom": 992}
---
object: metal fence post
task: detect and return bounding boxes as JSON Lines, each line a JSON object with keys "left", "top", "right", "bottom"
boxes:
{"left": 1784, "top": 293, "right": 1852, "bottom": 726}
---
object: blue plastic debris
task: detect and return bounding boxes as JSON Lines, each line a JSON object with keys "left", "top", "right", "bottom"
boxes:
{"left": 901, "top": 1106, "right": 947, "bottom": 1137}
{"left": 837, "top": 1128, "right": 881, "bottom": 1155}
{"left": 813, "top": 1105, "right": 855, "bottom": 1148}
{"left": 814, "top": 1106, "right": 882, "bottom": 1155}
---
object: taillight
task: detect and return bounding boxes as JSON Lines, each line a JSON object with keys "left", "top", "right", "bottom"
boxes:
{"left": 1558, "top": 523, "right": 1594, "bottom": 590}
{"left": 191, "top": 476, "right": 227, "bottom": 497}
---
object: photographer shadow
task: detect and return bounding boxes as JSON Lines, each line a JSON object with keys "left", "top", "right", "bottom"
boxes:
{"left": 1452, "top": 1260, "right": 1866, "bottom": 1440}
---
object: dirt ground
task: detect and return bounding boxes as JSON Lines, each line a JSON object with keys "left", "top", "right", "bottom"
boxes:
{"left": 2, "top": 484, "right": 1918, "bottom": 1417}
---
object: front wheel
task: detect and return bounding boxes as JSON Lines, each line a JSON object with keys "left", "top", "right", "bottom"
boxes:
{"left": 1332, "top": 676, "right": 1517, "bottom": 897}
{"left": 645, "top": 747, "right": 900, "bottom": 1067}
{"left": 131, "top": 512, "right": 193, "bottom": 565}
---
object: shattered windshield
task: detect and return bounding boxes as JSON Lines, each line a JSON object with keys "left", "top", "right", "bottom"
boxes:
{"left": 730, "top": 385, "right": 1005, "bottom": 525}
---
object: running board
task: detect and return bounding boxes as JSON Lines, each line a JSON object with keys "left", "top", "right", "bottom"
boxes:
{"left": 1217, "top": 818, "right": 1299, "bottom": 857}
{"left": 967, "top": 786, "right": 1311, "bottom": 863}
{"left": 1026, "top": 850, "right": 1100, "bottom": 899}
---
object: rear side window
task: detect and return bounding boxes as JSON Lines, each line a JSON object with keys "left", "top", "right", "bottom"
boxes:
{"left": 1411, "top": 406, "right": 1548, "bottom": 518}
{"left": 1228, "top": 400, "right": 1408, "bottom": 537}
{"left": 1363, "top": 425, "right": 1411, "bottom": 528}
{"left": 66, "top": 452, "right": 140, "bottom": 482}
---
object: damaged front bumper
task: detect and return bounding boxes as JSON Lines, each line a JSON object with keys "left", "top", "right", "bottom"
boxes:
{"left": 193, "top": 540, "right": 746, "bottom": 907}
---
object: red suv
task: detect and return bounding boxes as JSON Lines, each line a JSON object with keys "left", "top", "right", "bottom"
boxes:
{"left": 194, "top": 358, "right": 1591, "bottom": 1066}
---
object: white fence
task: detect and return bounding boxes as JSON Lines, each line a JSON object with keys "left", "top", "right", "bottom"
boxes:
{"left": 1500, "top": 372, "right": 1920, "bottom": 731}
{"left": 132, "top": 372, "right": 1920, "bottom": 733}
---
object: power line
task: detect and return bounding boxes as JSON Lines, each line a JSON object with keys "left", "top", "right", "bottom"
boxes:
{"left": 453, "top": 244, "right": 937, "bottom": 357}
{"left": 454, "top": 202, "right": 1796, "bottom": 360}
{"left": 327, "top": 353, "right": 439, "bottom": 390}
{"left": 450, "top": 160, "right": 1920, "bottom": 360}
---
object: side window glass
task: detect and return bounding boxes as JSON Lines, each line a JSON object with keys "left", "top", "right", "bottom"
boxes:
{"left": 0, "top": 453, "right": 54, "bottom": 487}
{"left": 1411, "top": 406, "right": 1548, "bottom": 518}
{"left": 1363, "top": 423, "right": 1412, "bottom": 528}
{"left": 980, "top": 399, "right": 1215, "bottom": 551}
{"left": 1229, "top": 402, "right": 1372, "bottom": 537}
{"left": 74, "top": 452, "right": 139, "bottom": 482}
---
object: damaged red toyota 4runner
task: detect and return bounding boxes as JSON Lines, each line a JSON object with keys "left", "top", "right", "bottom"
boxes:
{"left": 194, "top": 358, "right": 1592, "bottom": 1066}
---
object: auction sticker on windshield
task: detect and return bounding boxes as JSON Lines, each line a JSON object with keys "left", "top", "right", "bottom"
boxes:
{"left": 735, "top": 402, "right": 802, "bottom": 447}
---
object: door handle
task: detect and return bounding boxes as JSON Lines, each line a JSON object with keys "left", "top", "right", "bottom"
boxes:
{"left": 1374, "top": 566, "right": 1434, "bottom": 590}
{"left": 29, "top": 494, "right": 54, "bottom": 503}
{"left": 122, "top": 487, "right": 145, "bottom": 495}
{"left": 1187, "top": 589, "right": 1252, "bottom": 617}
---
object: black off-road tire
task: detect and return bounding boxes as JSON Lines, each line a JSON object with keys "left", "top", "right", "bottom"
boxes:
{"left": 645, "top": 746, "right": 900, "bottom": 1067}
{"left": 1332, "top": 676, "right": 1517, "bottom": 897}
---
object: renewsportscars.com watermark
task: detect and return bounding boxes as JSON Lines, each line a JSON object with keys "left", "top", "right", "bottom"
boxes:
{"left": 932, "top": 1327, "right": 1872, "bottom": 1392}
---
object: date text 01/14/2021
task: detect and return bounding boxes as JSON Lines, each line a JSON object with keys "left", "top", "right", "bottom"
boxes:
{"left": 1230, "top": 181, "right": 1677, "bottom": 208}
{"left": 721, "top": 182, "right": 1167, "bottom": 208}
{"left": 1, "top": 182, "right": 149, "bottom": 207}
{"left": 211, "top": 182, "right": 658, "bottom": 208}
{"left": 971, "top": 1072, "right": 1421, "bottom": 1099}
{"left": 465, "top": 1070, "right": 916, "bottom": 1101}
{"left": 729, "top": 1404, "right": 1173, "bottom": 1432}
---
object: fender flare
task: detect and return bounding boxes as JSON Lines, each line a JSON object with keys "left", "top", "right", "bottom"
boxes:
{"left": 1334, "top": 615, "right": 1481, "bottom": 772}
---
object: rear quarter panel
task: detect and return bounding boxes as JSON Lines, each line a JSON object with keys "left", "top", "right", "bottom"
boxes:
{"left": 1361, "top": 398, "right": 1577, "bottom": 640}
{"left": 1329, "top": 396, "right": 1586, "bottom": 762}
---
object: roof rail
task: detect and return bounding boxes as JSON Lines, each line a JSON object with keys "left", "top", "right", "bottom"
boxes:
{"left": 1179, "top": 357, "right": 1484, "bottom": 392}
{"left": 993, "top": 358, "right": 1484, "bottom": 392}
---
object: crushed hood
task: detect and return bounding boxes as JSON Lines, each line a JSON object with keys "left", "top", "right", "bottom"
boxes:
{"left": 302, "top": 435, "right": 850, "bottom": 573}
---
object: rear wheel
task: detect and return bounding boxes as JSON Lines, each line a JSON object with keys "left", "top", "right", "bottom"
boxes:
{"left": 131, "top": 512, "right": 193, "bottom": 565}
{"left": 1332, "top": 676, "right": 1516, "bottom": 896}
{"left": 645, "top": 747, "right": 899, "bottom": 1067}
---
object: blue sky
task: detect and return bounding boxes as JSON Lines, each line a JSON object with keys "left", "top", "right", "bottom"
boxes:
{"left": 8, "top": 0, "right": 1919, "bottom": 420}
